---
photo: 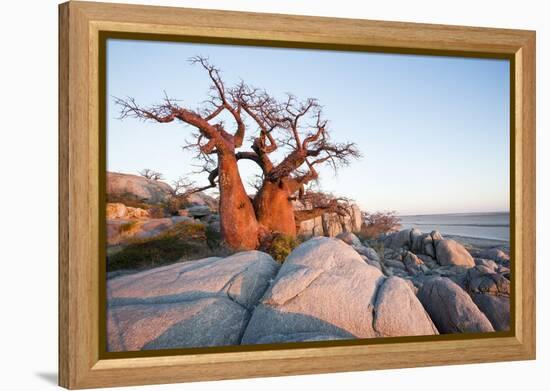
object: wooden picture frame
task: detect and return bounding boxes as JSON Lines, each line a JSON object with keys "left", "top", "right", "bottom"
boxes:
{"left": 59, "top": 1, "right": 536, "bottom": 389}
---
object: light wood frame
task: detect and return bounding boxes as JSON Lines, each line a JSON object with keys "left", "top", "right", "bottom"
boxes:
{"left": 59, "top": 1, "right": 536, "bottom": 389}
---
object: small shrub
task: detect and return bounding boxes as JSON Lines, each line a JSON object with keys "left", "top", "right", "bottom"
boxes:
{"left": 169, "top": 221, "right": 207, "bottom": 240}
{"left": 360, "top": 211, "right": 401, "bottom": 240}
{"left": 108, "top": 236, "right": 200, "bottom": 270}
{"left": 107, "top": 192, "right": 151, "bottom": 210}
{"left": 205, "top": 223, "right": 223, "bottom": 249}
{"left": 162, "top": 195, "right": 192, "bottom": 216}
{"left": 119, "top": 221, "right": 138, "bottom": 233}
{"left": 261, "top": 233, "right": 301, "bottom": 263}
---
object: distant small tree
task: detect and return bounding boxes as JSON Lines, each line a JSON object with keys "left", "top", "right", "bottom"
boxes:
{"left": 164, "top": 175, "right": 214, "bottom": 215}
{"left": 139, "top": 168, "right": 164, "bottom": 181}
{"left": 361, "top": 211, "right": 401, "bottom": 239}
{"left": 170, "top": 176, "right": 195, "bottom": 197}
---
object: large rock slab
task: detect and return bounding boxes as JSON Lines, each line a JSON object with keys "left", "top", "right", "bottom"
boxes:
{"left": 107, "top": 251, "right": 280, "bottom": 351}
{"left": 435, "top": 239, "right": 475, "bottom": 267}
{"left": 242, "top": 237, "right": 383, "bottom": 343}
{"left": 471, "top": 293, "right": 510, "bottom": 331}
{"left": 417, "top": 277, "right": 494, "bottom": 333}
{"left": 107, "top": 171, "right": 173, "bottom": 203}
{"left": 108, "top": 298, "right": 249, "bottom": 351}
{"left": 242, "top": 237, "right": 438, "bottom": 344}
{"left": 373, "top": 277, "right": 439, "bottom": 336}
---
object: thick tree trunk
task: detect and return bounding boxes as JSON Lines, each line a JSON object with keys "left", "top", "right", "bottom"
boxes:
{"left": 254, "top": 180, "right": 297, "bottom": 237}
{"left": 217, "top": 153, "right": 260, "bottom": 250}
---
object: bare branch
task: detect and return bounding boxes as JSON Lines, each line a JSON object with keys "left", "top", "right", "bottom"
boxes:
{"left": 294, "top": 191, "right": 352, "bottom": 223}
{"left": 189, "top": 56, "right": 246, "bottom": 147}
{"left": 185, "top": 168, "right": 219, "bottom": 195}
{"left": 113, "top": 95, "right": 220, "bottom": 141}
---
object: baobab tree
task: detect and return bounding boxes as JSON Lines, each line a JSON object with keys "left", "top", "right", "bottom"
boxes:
{"left": 115, "top": 56, "right": 359, "bottom": 250}
{"left": 139, "top": 168, "right": 163, "bottom": 181}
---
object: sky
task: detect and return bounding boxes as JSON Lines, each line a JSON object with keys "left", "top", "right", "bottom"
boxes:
{"left": 106, "top": 39, "right": 510, "bottom": 215}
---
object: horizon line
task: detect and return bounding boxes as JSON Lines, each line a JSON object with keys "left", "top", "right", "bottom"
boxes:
{"left": 397, "top": 211, "right": 510, "bottom": 217}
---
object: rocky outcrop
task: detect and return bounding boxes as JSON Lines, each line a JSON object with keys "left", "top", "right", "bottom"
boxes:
{"left": 462, "top": 265, "right": 510, "bottom": 331}
{"left": 464, "top": 265, "right": 510, "bottom": 296}
{"left": 297, "top": 203, "right": 363, "bottom": 239}
{"left": 107, "top": 172, "right": 172, "bottom": 203}
{"left": 107, "top": 251, "right": 280, "bottom": 351}
{"left": 474, "top": 258, "right": 510, "bottom": 276}
{"left": 382, "top": 229, "right": 475, "bottom": 268}
{"left": 241, "top": 237, "right": 438, "bottom": 344}
{"left": 417, "top": 277, "right": 494, "bottom": 333}
{"left": 376, "top": 229, "right": 510, "bottom": 332}
{"left": 384, "top": 228, "right": 442, "bottom": 258}
{"left": 106, "top": 202, "right": 149, "bottom": 219}
{"left": 106, "top": 230, "right": 510, "bottom": 352}
{"left": 384, "top": 228, "right": 415, "bottom": 249}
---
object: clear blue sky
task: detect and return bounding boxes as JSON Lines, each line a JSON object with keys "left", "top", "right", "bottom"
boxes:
{"left": 107, "top": 39, "right": 510, "bottom": 215}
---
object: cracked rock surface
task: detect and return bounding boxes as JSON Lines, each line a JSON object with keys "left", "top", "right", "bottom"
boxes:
{"left": 373, "top": 276, "right": 438, "bottom": 336}
{"left": 417, "top": 276, "right": 494, "bottom": 333}
{"left": 241, "top": 237, "right": 438, "bottom": 344}
{"left": 107, "top": 251, "right": 280, "bottom": 351}
{"left": 107, "top": 231, "right": 507, "bottom": 351}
